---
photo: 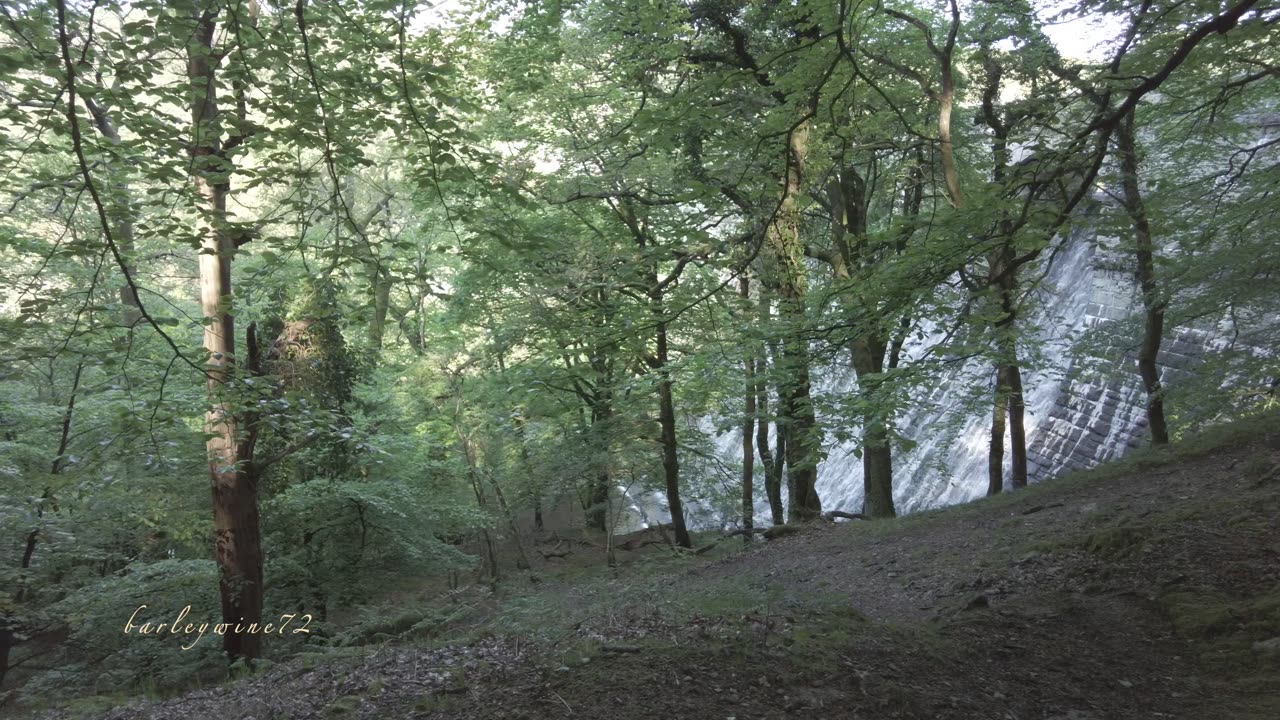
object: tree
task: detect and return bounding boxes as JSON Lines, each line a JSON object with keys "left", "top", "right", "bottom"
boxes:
{"left": 1114, "top": 109, "right": 1170, "bottom": 445}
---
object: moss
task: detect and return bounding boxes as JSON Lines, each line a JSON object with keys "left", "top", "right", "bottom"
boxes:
{"left": 763, "top": 523, "right": 806, "bottom": 540}
{"left": 1161, "top": 591, "right": 1236, "bottom": 638}
{"left": 65, "top": 695, "right": 131, "bottom": 719}
{"left": 1243, "top": 454, "right": 1280, "bottom": 487}
{"left": 413, "top": 694, "right": 459, "bottom": 713}
{"left": 1160, "top": 585, "right": 1280, "bottom": 681}
{"left": 324, "top": 695, "right": 362, "bottom": 717}
{"left": 1242, "top": 587, "right": 1280, "bottom": 638}
{"left": 1080, "top": 525, "right": 1151, "bottom": 558}
{"left": 559, "top": 640, "right": 600, "bottom": 668}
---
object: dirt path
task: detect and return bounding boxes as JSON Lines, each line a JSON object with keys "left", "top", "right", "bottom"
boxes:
{"left": 55, "top": 429, "right": 1280, "bottom": 720}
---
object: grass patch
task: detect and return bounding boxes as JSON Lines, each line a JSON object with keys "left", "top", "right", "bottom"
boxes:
{"left": 1159, "top": 584, "right": 1280, "bottom": 675}
{"left": 323, "top": 695, "right": 362, "bottom": 717}
{"left": 1080, "top": 525, "right": 1152, "bottom": 558}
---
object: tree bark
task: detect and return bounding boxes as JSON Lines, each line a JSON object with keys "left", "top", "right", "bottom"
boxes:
{"left": 851, "top": 338, "right": 896, "bottom": 517}
{"left": 1117, "top": 109, "right": 1170, "bottom": 445}
{"left": 190, "top": 8, "right": 263, "bottom": 663}
{"left": 766, "top": 414, "right": 787, "bottom": 525}
{"left": 1006, "top": 360, "right": 1028, "bottom": 489}
{"left": 369, "top": 266, "right": 392, "bottom": 349}
{"left": 510, "top": 408, "right": 543, "bottom": 531}
{"left": 769, "top": 118, "right": 822, "bottom": 524}
{"left": 828, "top": 163, "right": 897, "bottom": 519}
{"left": 988, "top": 365, "right": 1010, "bottom": 496}
{"left": 936, "top": 3, "right": 964, "bottom": 207}
{"left": 989, "top": 273, "right": 1027, "bottom": 492}
{"left": 486, "top": 472, "right": 530, "bottom": 570}
{"left": 655, "top": 317, "right": 691, "bottom": 548}
{"left": 740, "top": 275, "right": 755, "bottom": 543}
{"left": 756, "top": 303, "right": 785, "bottom": 526}
{"left": 979, "top": 52, "right": 1028, "bottom": 495}
{"left": 585, "top": 401, "right": 612, "bottom": 533}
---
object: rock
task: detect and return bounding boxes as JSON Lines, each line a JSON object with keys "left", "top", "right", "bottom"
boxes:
{"left": 1252, "top": 637, "right": 1280, "bottom": 656}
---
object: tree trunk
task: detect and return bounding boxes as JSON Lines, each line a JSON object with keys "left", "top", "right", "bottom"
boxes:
{"left": 740, "top": 275, "right": 755, "bottom": 543}
{"left": 191, "top": 9, "right": 263, "bottom": 663}
{"left": 933, "top": 5, "right": 963, "bottom": 208}
{"left": 768, "top": 118, "right": 822, "bottom": 524}
{"left": 584, "top": 310, "right": 616, "bottom": 533}
{"left": 766, "top": 415, "right": 786, "bottom": 525}
{"left": 486, "top": 473, "right": 530, "bottom": 570}
{"left": 779, "top": 362, "right": 821, "bottom": 523}
{"left": 655, "top": 320, "right": 691, "bottom": 547}
{"left": 1117, "top": 110, "right": 1170, "bottom": 445}
{"left": 990, "top": 269, "right": 1028, "bottom": 490}
{"left": 462, "top": 436, "right": 500, "bottom": 584}
{"left": 369, "top": 266, "right": 392, "bottom": 349}
{"left": 80, "top": 96, "right": 142, "bottom": 329}
{"left": 0, "top": 621, "right": 13, "bottom": 690}
{"left": 851, "top": 337, "right": 896, "bottom": 518}
{"left": 1006, "top": 361, "right": 1028, "bottom": 488}
{"left": 510, "top": 409, "right": 543, "bottom": 532}
{"left": 585, "top": 402, "right": 611, "bottom": 533}
{"left": 756, "top": 303, "right": 785, "bottom": 526}
{"left": 825, "top": 162, "right": 897, "bottom": 519}
{"left": 988, "top": 365, "right": 1010, "bottom": 496}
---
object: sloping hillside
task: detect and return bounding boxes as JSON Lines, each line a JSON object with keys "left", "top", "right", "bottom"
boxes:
{"left": 54, "top": 426, "right": 1280, "bottom": 720}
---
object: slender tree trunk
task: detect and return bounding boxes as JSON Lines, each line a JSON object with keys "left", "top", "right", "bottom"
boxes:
{"left": 755, "top": 302, "right": 785, "bottom": 526}
{"left": 740, "top": 276, "right": 755, "bottom": 543}
{"left": 510, "top": 409, "right": 543, "bottom": 532}
{"left": 931, "top": 5, "right": 965, "bottom": 207}
{"left": 369, "top": 266, "right": 392, "bottom": 349}
{"left": 988, "top": 365, "right": 1010, "bottom": 496}
{"left": 655, "top": 319, "right": 691, "bottom": 547}
{"left": 585, "top": 403, "right": 611, "bottom": 533}
{"left": 937, "top": 33, "right": 963, "bottom": 208}
{"left": 486, "top": 473, "right": 530, "bottom": 570}
{"left": 755, "top": 390, "right": 783, "bottom": 527}
{"left": 584, "top": 302, "right": 617, "bottom": 533}
{"left": 990, "top": 271, "right": 1028, "bottom": 490}
{"left": 1117, "top": 110, "right": 1170, "bottom": 445}
{"left": 0, "top": 623, "right": 12, "bottom": 690}
{"left": 80, "top": 96, "right": 142, "bottom": 329}
{"left": 1006, "top": 361, "right": 1028, "bottom": 488}
{"left": 977, "top": 51, "right": 1030, "bottom": 494}
{"left": 472, "top": 486, "right": 500, "bottom": 585}
{"left": 191, "top": 9, "right": 263, "bottom": 662}
{"left": 779, "top": 363, "right": 822, "bottom": 522}
{"left": 460, "top": 431, "right": 500, "bottom": 584}
{"left": 767, "top": 416, "right": 787, "bottom": 525}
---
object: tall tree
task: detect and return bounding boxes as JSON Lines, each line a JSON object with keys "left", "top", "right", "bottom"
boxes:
{"left": 1115, "top": 109, "right": 1170, "bottom": 445}
{"left": 188, "top": 4, "right": 265, "bottom": 662}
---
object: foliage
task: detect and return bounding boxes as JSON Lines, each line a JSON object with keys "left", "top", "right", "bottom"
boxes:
{"left": 1, "top": 0, "right": 1276, "bottom": 707}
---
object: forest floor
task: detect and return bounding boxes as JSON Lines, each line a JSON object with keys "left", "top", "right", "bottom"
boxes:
{"left": 54, "top": 424, "right": 1280, "bottom": 720}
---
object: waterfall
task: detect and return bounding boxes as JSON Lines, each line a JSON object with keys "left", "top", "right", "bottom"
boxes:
{"left": 614, "top": 209, "right": 1271, "bottom": 533}
{"left": 690, "top": 215, "right": 1268, "bottom": 527}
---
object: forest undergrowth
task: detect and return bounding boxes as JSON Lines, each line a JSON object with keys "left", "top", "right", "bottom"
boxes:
{"left": 31, "top": 420, "right": 1280, "bottom": 720}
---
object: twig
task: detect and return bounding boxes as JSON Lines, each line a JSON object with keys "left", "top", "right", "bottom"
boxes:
{"left": 551, "top": 690, "right": 574, "bottom": 714}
